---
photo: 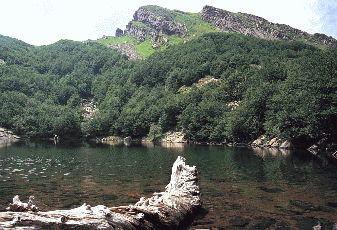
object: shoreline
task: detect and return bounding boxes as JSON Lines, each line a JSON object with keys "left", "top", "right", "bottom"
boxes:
{"left": 0, "top": 128, "right": 20, "bottom": 149}
{"left": 0, "top": 128, "right": 20, "bottom": 141}
{"left": 2, "top": 128, "right": 336, "bottom": 159}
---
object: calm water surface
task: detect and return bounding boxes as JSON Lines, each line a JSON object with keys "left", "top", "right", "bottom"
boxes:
{"left": 1, "top": 139, "right": 337, "bottom": 229}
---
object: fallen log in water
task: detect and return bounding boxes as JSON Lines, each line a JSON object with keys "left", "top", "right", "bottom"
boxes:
{"left": 0, "top": 156, "right": 201, "bottom": 229}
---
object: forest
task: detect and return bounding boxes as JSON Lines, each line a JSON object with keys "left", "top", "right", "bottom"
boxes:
{"left": 0, "top": 32, "right": 336, "bottom": 144}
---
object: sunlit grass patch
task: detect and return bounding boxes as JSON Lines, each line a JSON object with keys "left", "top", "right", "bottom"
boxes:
{"left": 94, "top": 35, "right": 138, "bottom": 46}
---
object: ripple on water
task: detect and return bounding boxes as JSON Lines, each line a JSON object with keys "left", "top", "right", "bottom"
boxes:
{"left": 12, "top": 169, "right": 24, "bottom": 172}
{"left": 28, "top": 168, "right": 36, "bottom": 173}
{"left": 1, "top": 140, "right": 337, "bottom": 229}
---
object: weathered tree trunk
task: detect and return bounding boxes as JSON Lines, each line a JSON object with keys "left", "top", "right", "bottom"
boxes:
{"left": 0, "top": 156, "right": 201, "bottom": 229}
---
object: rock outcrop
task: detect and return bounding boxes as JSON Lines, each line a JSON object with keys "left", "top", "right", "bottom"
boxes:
{"left": 127, "top": 6, "right": 187, "bottom": 37}
{"left": 200, "top": 5, "right": 336, "bottom": 46}
{"left": 118, "top": 6, "right": 188, "bottom": 45}
{"left": 82, "top": 99, "right": 98, "bottom": 119}
{"left": 251, "top": 135, "right": 288, "bottom": 149}
{"left": 112, "top": 5, "right": 335, "bottom": 59}
{"left": 0, "top": 128, "right": 20, "bottom": 141}
{"left": 0, "top": 128, "right": 20, "bottom": 149}
{"left": 161, "top": 131, "right": 186, "bottom": 143}
{"left": 107, "top": 43, "right": 145, "bottom": 60}
{"left": 115, "top": 28, "right": 124, "bottom": 37}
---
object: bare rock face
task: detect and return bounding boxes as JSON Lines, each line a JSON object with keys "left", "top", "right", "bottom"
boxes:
{"left": 313, "top": 33, "right": 337, "bottom": 46}
{"left": 108, "top": 43, "right": 145, "bottom": 60}
{"left": 131, "top": 6, "right": 187, "bottom": 36}
{"left": 280, "top": 140, "right": 292, "bottom": 149}
{"left": 200, "top": 5, "right": 302, "bottom": 40}
{"left": 161, "top": 131, "right": 186, "bottom": 143}
{"left": 122, "top": 6, "right": 187, "bottom": 45}
{"left": 124, "top": 22, "right": 150, "bottom": 44}
{"left": 200, "top": 5, "right": 336, "bottom": 46}
{"left": 0, "top": 127, "right": 20, "bottom": 141}
{"left": 251, "top": 135, "right": 266, "bottom": 147}
{"left": 115, "top": 28, "right": 124, "bottom": 37}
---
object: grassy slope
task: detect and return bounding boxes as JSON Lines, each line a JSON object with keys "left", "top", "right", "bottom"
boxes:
{"left": 94, "top": 35, "right": 138, "bottom": 46}
{"left": 134, "top": 11, "right": 221, "bottom": 57}
{"left": 90, "top": 5, "right": 333, "bottom": 58}
{"left": 90, "top": 6, "right": 220, "bottom": 58}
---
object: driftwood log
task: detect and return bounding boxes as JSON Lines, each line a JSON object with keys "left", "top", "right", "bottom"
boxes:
{"left": 0, "top": 156, "right": 201, "bottom": 229}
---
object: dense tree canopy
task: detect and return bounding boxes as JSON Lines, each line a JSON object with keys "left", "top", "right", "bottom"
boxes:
{"left": 0, "top": 33, "right": 336, "bottom": 142}
{"left": 0, "top": 36, "right": 127, "bottom": 138}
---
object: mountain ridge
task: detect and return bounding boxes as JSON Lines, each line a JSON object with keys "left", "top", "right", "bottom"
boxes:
{"left": 106, "top": 5, "right": 336, "bottom": 58}
{"left": 200, "top": 5, "right": 336, "bottom": 46}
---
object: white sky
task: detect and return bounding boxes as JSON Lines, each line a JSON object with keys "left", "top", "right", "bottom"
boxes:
{"left": 1, "top": 0, "right": 336, "bottom": 46}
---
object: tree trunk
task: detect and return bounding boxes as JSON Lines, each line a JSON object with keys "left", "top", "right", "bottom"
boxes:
{"left": 0, "top": 156, "right": 201, "bottom": 229}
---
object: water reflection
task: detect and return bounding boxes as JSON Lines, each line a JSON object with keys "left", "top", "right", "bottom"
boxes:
{"left": 252, "top": 147, "right": 290, "bottom": 157}
{"left": 1, "top": 140, "right": 337, "bottom": 229}
{"left": 0, "top": 139, "right": 20, "bottom": 149}
{"left": 158, "top": 142, "right": 186, "bottom": 153}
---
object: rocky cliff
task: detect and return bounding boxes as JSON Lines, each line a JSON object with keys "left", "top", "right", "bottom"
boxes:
{"left": 116, "top": 5, "right": 336, "bottom": 47}
{"left": 111, "top": 5, "right": 336, "bottom": 59}
{"left": 118, "top": 6, "right": 187, "bottom": 44}
{"left": 131, "top": 6, "right": 187, "bottom": 36}
{"left": 200, "top": 5, "right": 336, "bottom": 46}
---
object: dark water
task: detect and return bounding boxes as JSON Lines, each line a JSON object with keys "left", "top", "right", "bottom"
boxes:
{"left": 1, "top": 139, "right": 337, "bottom": 229}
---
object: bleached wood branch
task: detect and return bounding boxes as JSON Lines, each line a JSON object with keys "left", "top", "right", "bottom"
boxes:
{"left": 0, "top": 156, "right": 201, "bottom": 229}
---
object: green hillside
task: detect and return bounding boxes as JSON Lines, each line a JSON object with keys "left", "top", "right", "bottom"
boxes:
{"left": 89, "top": 5, "right": 336, "bottom": 58}
{"left": 91, "top": 33, "right": 336, "bottom": 144}
{"left": 0, "top": 6, "right": 336, "bottom": 148}
{"left": 89, "top": 5, "right": 221, "bottom": 57}
{"left": 0, "top": 36, "right": 128, "bottom": 138}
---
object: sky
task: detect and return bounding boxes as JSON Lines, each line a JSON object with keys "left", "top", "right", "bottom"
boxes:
{"left": 1, "top": 0, "right": 336, "bottom": 46}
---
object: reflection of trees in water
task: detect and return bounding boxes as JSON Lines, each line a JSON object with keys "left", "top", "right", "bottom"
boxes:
{"left": 263, "top": 153, "right": 289, "bottom": 182}
{"left": 252, "top": 147, "right": 290, "bottom": 157}
{"left": 251, "top": 147, "right": 318, "bottom": 183}
{"left": 251, "top": 147, "right": 337, "bottom": 186}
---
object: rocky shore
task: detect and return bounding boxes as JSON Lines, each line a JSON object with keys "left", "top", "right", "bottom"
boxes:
{"left": 0, "top": 128, "right": 20, "bottom": 149}
{"left": 251, "top": 135, "right": 337, "bottom": 158}
{"left": 160, "top": 131, "right": 186, "bottom": 143}
{"left": 251, "top": 135, "right": 288, "bottom": 148}
{"left": 0, "top": 128, "right": 20, "bottom": 141}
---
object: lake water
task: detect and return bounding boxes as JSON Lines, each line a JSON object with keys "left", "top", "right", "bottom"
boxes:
{"left": 1, "top": 139, "right": 337, "bottom": 229}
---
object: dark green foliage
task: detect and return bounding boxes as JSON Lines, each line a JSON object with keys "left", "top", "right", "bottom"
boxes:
{"left": 0, "top": 91, "right": 28, "bottom": 128}
{"left": 0, "top": 32, "right": 335, "bottom": 142}
{"left": 226, "top": 83, "right": 276, "bottom": 142}
{"left": 178, "top": 83, "right": 229, "bottom": 142}
{"left": 0, "top": 36, "right": 125, "bottom": 138}
{"left": 265, "top": 46, "right": 337, "bottom": 139}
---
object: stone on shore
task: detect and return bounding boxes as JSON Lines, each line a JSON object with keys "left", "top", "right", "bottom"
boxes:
{"left": 161, "top": 131, "right": 186, "bottom": 143}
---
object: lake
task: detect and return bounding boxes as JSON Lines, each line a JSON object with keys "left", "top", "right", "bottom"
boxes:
{"left": 1, "top": 139, "right": 337, "bottom": 229}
